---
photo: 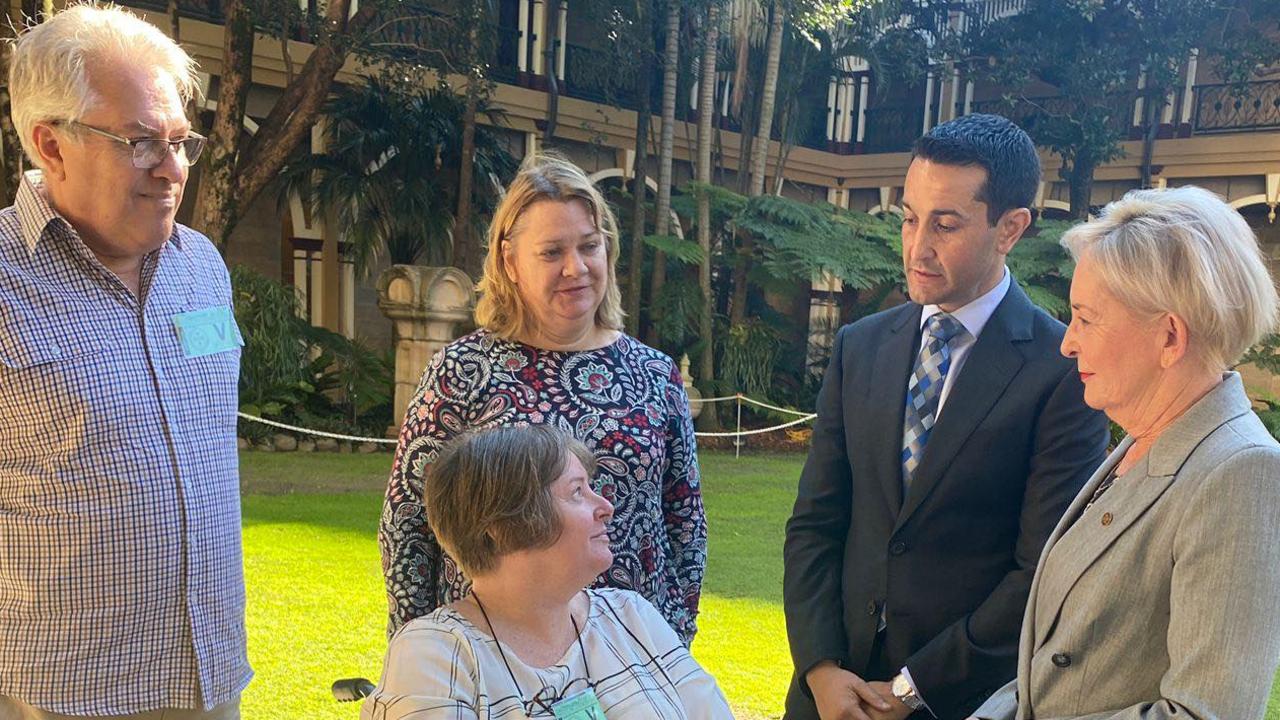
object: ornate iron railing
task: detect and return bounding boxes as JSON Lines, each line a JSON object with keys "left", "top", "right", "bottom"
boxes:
{"left": 1192, "top": 80, "right": 1280, "bottom": 133}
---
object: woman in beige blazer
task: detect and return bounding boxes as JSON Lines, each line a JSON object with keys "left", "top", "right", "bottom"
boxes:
{"left": 972, "top": 186, "right": 1280, "bottom": 720}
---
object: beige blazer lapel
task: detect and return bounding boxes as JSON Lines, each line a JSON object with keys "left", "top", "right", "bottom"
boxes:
{"left": 1031, "top": 452, "right": 1178, "bottom": 653}
{"left": 1015, "top": 437, "right": 1129, "bottom": 713}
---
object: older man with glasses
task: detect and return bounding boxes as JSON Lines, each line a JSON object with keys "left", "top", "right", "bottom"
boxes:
{"left": 0, "top": 4, "right": 247, "bottom": 720}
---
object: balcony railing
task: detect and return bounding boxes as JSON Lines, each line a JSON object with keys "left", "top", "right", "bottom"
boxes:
{"left": 1192, "top": 80, "right": 1280, "bottom": 134}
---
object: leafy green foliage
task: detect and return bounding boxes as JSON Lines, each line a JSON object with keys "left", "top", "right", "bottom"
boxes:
{"left": 1241, "top": 334, "right": 1280, "bottom": 377}
{"left": 643, "top": 234, "right": 707, "bottom": 265}
{"left": 279, "top": 76, "right": 515, "bottom": 272}
{"left": 720, "top": 320, "right": 783, "bottom": 399}
{"left": 231, "top": 266, "right": 393, "bottom": 441}
{"left": 1007, "top": 219, "right": 1077, "bottom": 318}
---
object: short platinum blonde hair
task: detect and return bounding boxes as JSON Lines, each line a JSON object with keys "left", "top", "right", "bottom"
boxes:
{"left": 1061, "top": 186, "right": 1279, "bottom": 371}
{"left": 9, "top": 3, "right": 200, "bottom": 169}
{"left": 475, "top": 152, "right": 625, "bottom": 339}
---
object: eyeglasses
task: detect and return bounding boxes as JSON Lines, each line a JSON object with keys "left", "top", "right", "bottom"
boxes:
{"left": 57, "top": 120, "right": 206, "bottom": 169}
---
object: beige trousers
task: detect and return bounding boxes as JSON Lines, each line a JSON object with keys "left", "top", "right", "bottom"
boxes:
{"left": 0, "top": 696, "right": 239, "bottom": 720}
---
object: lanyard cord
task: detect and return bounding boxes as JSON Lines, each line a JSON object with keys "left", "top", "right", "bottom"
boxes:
{"left": 471, "top": 590, "right": 592, "bottom": 702}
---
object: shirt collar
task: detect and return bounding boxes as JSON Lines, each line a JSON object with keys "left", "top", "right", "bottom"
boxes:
{"left": 15, "top": 169, "right": 185, "bottom": 256}
{"left": 919, "top": 266, "right": 1011, "bottom": 341}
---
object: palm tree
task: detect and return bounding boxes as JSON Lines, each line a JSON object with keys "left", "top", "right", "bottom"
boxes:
{"left": 695, "top": 0, "right": 723, "bottom": 430}
{"left": 281, "top": 76, "right": 514, "bottom": 272}
{"left": 646, "top": 0, "right": 682, "bottom": 344}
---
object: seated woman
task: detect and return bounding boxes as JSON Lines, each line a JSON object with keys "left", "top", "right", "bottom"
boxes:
{"left": 361, "top": 425, "right": 734, "bottom": 720}
{"left": 972, "top": 186, "right": 1280, "bottom": 720}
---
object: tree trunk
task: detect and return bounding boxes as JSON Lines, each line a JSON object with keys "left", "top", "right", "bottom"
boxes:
{"left": 542, "top": 1, "right": 562, "bottom": 144}
{"left": 645, "top": 0, "right": 680, "bottom": 346}
{"left": 191, "top": 0, "right": 375, "bottom": 252}
{"left": 192, "top": 0, "right": 253, "bottom": 252}
{"left": 748, "top": 2, "right": 784, "bottom": 197}
{"left": 626, "top": 0, "right": 655, "bottom": 337}
{"left": 1064, "top": 155, "right": 1096, "bottom": 221}
{"left": 455, "top": 71, "right": 481, "bottom": 277}
{"left": 731, "top": 0, "right": 784, "bottom": 325}
{"left": 1138, "top": 91, "right": 1161, "bottom": 188}
{"left": 695, "top": 3, "right": 721, "bottom": 431}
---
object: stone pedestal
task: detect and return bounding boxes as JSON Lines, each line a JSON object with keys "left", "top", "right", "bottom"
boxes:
{"left": 377, "top": 265, "right": 475, "bottom": 435}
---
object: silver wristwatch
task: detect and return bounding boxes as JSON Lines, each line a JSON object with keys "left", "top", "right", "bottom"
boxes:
{"left": 891, "top": 673, "right": 926, "bottom": 712}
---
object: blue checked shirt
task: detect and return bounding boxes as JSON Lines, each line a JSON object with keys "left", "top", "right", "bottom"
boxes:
{"left": 0, "top": 172, "right": 251, "bottom": 714}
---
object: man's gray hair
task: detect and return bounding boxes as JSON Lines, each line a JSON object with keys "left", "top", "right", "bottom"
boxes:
{"left": 1061, "top": 185, "right": 1279, "bottom": 371}
{"left": 8, "top": 2, "right": 199, "bottom": 169}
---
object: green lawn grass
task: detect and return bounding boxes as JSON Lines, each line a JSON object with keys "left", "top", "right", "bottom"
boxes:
{"left": 238, "top": 450, "right": 1280, "bottom": 720}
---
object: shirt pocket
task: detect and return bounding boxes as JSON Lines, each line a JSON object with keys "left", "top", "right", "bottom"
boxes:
{"left": 0, "top": 309, "right": 104, "bottom": 370}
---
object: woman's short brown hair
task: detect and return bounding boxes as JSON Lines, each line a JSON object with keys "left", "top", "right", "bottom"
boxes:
{"left": 425, "top": 425, "right": 598, "bottom": 575}
{"left": 474, "top": 151, "right": 625, "bottom": 339}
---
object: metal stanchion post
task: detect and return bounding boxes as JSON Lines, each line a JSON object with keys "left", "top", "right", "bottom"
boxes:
{"left": 734, "top": 393, "right": 743, "bottom": 458}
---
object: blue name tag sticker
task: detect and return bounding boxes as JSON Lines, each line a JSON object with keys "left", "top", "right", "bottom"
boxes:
{"left": 172, "top": 305, "right": 243, "bottom": 359}
{"left": 551, "top": 688, "right": 606, "bottom": 720}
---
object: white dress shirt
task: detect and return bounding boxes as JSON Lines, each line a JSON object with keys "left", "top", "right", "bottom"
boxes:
{"left": 901, "top": 266, "right": 1011, "bottom": 714}
{"left": 919, "top": 267, "right": 1012, "bottom": 418}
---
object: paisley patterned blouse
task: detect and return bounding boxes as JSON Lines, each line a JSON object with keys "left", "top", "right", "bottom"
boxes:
{"left": 379, "top": 329, "right": 706, "bottom": 643}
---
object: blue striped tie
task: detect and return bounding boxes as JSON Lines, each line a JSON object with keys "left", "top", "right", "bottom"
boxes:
{"left": 902, "top": 313, "right": 966, "bottom": 490}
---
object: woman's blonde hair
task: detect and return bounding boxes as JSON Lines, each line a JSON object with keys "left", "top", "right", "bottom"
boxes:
{"left": 475, "top": 151, "right": 625, "bottom": 339}
{"left": 9, "top": 3, "right": 200, "bottom": 170}
{"left": 1061, "top": 185, "right": 1279, "bottom": 371}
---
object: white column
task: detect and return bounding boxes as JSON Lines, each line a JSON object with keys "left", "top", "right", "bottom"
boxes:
{"left": 556, "top": 1, "right": 567, "bottom": 81}
{"left": 963, "top": 79, "right": 974, "bottom": 116}
{"left": 1180, "top": 49, "right": 1199, "bottom": 125}
{"left": 1132, "top": 70, "right": 1147, "bottom": 127}
{"left": 856, "top": 75, "right": 870, "bottom": 143}
{"left": 531, "top": 0, "right": 545, "bottom": 75}
{"left": 309, "top": 252, "right": 324, "bottom": 327}
{"left": 922, "top": 71, "right": 936, "bottom": 134}
{"left": 826, "top": 78, "right": 838, "bottom": 141}
{"left": 947, "top": 68, "right": 961, "bottom": 122}
{"left": 517, "top": 0, "right": 530, "bottom": 72}
{"left": 721, "top": 71, "right": 732, "bottom": 117}
{"left": 1161, "top": 90, "right": 1176, "bottom": 125}
{"left": 843, "top": 79, "right": 856, "bottom": 143}
{"left": 341, "top": 260, "right": 356, "bottom": 339}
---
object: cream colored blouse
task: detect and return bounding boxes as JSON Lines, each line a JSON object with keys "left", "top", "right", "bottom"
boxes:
{"left": 361, "top": 588, "right": 734, "bottom": 719}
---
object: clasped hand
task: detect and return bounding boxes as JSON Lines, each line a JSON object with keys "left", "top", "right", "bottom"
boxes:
{"left": 806, "top": 662, "right": 914, "bottom": 720}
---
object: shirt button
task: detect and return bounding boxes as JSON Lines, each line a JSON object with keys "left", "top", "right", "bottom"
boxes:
{"left": 1101, "top": 512, "right": 1113, "bottom": 526}
{"left": 866, "top": 600, "right": 878, "bottom": 616}
{"left": 47, "top": 344, "right": 61, "bottom": 357}
{"left": 1052, "top": 653, "right": 1072, "bottom": 668}
{"left": 889, "top": 541, "right": 907, "bottom": 556}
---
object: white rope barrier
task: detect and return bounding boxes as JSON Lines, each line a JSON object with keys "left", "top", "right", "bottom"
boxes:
{"left": 686, "top": 394, "right": 742, "bottom": 404}
{"left": 237, "top": 413, "right": 398, "bottom": 444}
{"left": 693, "top": 414, "right": 817, "bottom": 438}
{"left": 238, "top": 389, "right": 818, "bottom": 449}
{"left": 737, "top": 395, "right": 815, "bottom": 417}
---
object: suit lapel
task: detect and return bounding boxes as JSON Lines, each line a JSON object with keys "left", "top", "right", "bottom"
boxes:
{"left": 868, "top": 305, "right": 920, "bottom": 513}
{"left": 893, "top": 282, "right": 1034, "bottom": 532}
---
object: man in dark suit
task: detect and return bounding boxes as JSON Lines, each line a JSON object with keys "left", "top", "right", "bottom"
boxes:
{"left": 783, "top": 114, "right": 1109, "bottom": 720}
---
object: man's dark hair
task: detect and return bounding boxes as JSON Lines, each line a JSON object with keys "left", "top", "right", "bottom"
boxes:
{"left": 912, "top": 114, "right": 1041, "bottom": 226}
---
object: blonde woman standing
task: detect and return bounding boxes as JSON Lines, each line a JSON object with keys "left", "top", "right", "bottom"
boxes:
{"left": 379, "top": 153, "right": 706, "bottom": 645}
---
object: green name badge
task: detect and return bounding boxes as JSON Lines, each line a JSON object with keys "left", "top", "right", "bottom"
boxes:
{"left": 551, "top": 688, "right": 606, "bottom": 720}
{"left": 172, "top": 305, "right": 243, "bottom": 359}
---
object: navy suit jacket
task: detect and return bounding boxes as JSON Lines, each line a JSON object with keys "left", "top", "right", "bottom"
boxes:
{"left": 783, "top": 280, "right": 1109, "bottom": 720}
